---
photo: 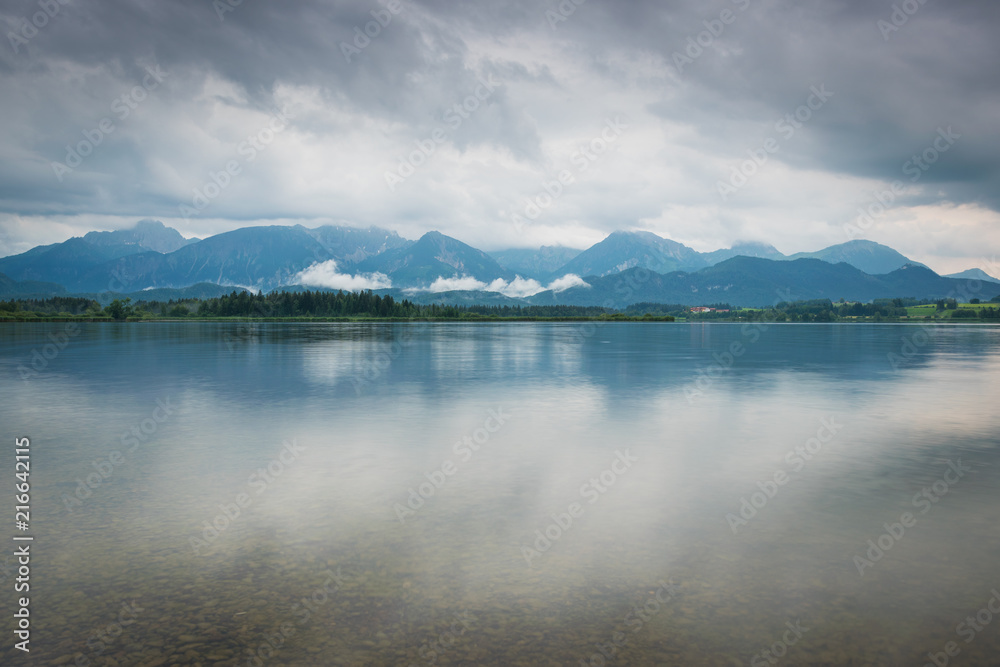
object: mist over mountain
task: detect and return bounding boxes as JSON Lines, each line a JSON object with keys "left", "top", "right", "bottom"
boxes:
{"left": 83, "top": 219, "right": 197, "bottom": 254}
{"left": 702, "top": 242, "right": 786, "bottom": 265}
{"left": 487, "top": 246, "right": 582, "bottom": 282}
{"left": 303, "top": 225, "right": 411, "bottom": 265}
{"left": 355, "top": 231, "right": 516, "bottom": 289}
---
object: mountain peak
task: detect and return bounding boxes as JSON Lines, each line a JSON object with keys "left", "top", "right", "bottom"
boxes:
{"left": 357, "top": 230, "right": 514, "bottom": 287}
{"left": 788, "top": 239, "right": 925, "bottom": 275}
{"left": 554, "top": 230, "right": 705, "bottom": 278}
{"left": 416, "top": 230, "right": 458, "bottom": 246}
{"left": 703, "top": 241, "right": 786, "bottom": 264}
{"left": 894, "top": 263, "right": 938, "bottom": 276}
{"left": 609, "top": 230, "right": 660, "bottom": 241}
{"left": 731, "top": 241, "right": 779, "bottom": 252}
{"left": 83, "top": 220, "right": 195, "bottom": 255}
{"left": 488, "top": 245, "right": 584, "bottom": 281}
{"left": 133, "top": 218, "right": 167, "bottom": 230}
{"left": 944, "top": 268, "right": 1000, "bottom": 284}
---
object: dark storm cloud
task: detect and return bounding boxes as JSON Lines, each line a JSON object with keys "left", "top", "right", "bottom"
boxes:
{"left": 0, "top": 0, "right": 997, "bottom": 265}
{"left": 613, "top": 0, "right": 1000, "bottom": 203}
{"left": 2, "top": 0, "right": 490, "bottom": 125}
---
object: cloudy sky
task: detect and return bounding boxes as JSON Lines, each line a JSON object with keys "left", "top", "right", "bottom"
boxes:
{"left": 1, "top": 0, "right": 998, "bottom": 273}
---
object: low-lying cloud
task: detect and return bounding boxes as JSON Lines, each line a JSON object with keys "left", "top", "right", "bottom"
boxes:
{"left": 294, "top": 260, "right": 392, "bottom": 290}
{"left": 414, "top": 274, "right": 589, "bottom": 297}
{"left": 545, "top": 274, "right": 590, "bottom": 293}
{"left": 424, "top": 275, "right": 492, "bottom": 293}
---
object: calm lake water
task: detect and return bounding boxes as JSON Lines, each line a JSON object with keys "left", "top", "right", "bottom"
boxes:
{"left": 1, "top": 321, "right": 999, "bottom": 666}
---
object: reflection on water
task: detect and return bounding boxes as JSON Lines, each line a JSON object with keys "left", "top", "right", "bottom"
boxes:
{"left": 1, "top": 322, "right": 999, "bottom": 665}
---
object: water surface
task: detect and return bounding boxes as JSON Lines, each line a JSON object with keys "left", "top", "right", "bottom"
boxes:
{"left": 1, "top": 322, "right": 999, "bottom": 665}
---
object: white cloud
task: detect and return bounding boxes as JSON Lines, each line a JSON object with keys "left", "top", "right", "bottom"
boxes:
{"left": 415, "top": 273, "right": 589, "bottom": 297}
{"left": 487, "top": 276, "right": 544, "bottom": 298}
{"left": 294, "top": 260, "right": 392, "bottom": 291}
{"left": 547, "top": 274, "right": 589, "bottom": 292}
{"left": 424, "top": 275, "right": 489, "bottom": 292}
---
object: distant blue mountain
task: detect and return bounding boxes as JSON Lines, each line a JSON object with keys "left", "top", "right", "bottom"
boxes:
{"left": 488, "top": 246, "right": 582, "bottom": 281}
{"left": 702, "top": 241, "right": 785, "bottom": 264}
{"left": 787, "top": 240, "right": 927, "bottom": 275}
{"left": 0, "top": 223, "right": 408, "bottom": 293}
{"left": 551, "top": 230, "right": 707, "bottom": 277}
{"left": 357, "top": 231, "right": 515, "bottom": 288}
{"left": 0, "top": 272, "right": 66, "bottom": 297}
{"left": 944, "top": 268, "right": 1000, "bottom": 284}
{"left": 83, "top": 219, "right": 196, "bottom": 254}
{"left": 527, "top": 258, "right": 982, "bottom": 308}
{"left": 0, "top": 237, "right": 142, "bottom": 291}
{"left": 0, "top": 222, "right": 981, "bottom": 307}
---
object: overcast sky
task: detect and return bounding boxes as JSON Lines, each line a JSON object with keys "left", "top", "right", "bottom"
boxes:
{"left": 1, "top": 0, "right": 998, "bottom": 273}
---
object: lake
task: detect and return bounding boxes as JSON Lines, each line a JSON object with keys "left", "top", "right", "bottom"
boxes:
{"left": 1, "top": 321, "right": 999, "bottom": 666}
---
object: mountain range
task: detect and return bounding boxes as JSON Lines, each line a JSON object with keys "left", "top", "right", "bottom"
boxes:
{"left": 1, "top": 220, "right": 997, "bottom": 307}
{"left": 943, "top": 268, "right": 1000, "bottom": 284}
{"left": 356, "top": 231, "right": 515, "bottom": 286}
{"left": 527, "top": 259, "right": 981, "bottom": 309}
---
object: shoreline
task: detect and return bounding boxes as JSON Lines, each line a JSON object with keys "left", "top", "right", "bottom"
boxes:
{"left": 2, "top": 317, "right": 1000, "bottom": 325}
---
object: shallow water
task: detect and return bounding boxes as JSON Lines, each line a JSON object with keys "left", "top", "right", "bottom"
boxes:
{"left": 1, "top": 321, "right": 999, "bottom": 666}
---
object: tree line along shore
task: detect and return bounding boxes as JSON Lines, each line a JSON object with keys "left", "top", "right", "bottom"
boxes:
{"left": 2, "top": 291, "right": 1000, "bottom": 323}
